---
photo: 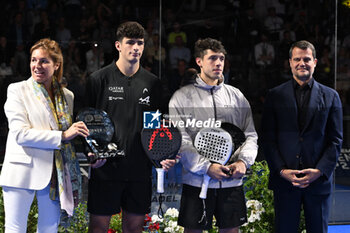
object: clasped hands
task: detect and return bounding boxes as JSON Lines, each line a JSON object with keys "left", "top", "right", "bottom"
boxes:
{"left": 280, "top": 168, "right": 321, "bottom": 188}
{"left": 207, "top": 160, "right": 246, "bottom": 181}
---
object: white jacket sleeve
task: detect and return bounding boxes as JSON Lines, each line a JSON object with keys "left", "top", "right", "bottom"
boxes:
{"left": 4, "top": 83, "right": 62, "bottom": 150}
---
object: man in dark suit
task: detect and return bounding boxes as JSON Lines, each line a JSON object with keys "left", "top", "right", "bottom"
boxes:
{"left": 261, "top": 40, "right": 343, "bottom": 233}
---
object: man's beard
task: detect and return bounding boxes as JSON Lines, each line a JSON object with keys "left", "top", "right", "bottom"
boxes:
{"left": 295, "top": 72, "right": 311, "bottom": 82}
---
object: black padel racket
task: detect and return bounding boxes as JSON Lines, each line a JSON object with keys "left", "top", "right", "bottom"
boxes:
{"left": 141, "top": 124, "right": 182, "bottom": 193}
{"left": 221, "top": 122, "right": 246, "bottom": 153}
{"left": 194, "top": 123, "right": 246, "bottom": 199}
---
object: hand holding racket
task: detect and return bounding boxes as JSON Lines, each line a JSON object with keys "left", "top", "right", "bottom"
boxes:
{"left": 194, "top": 127, "right": 233, "bottom": 199}
{"left": 194, "top": 123, "right": 246, "bottom": 199}
{"left": 221, "top": 122, "right": 246, "bottom": 177}
{"left": 141, "top": 124, "right": 181, "bottom": 193}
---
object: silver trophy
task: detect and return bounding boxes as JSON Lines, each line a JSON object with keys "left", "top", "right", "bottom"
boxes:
{"left": 76, "top": 108, "right": 125, "bottom": 163}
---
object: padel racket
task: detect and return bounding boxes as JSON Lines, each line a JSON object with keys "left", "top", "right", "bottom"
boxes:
{"left": 194, "top": 123, "right": 246, "bottom": 199}
{"left": 221, "top": 122, "right": 246, "bottom": 153}
{"left": 141, "top": 123, "right": 182, "bottom": 193}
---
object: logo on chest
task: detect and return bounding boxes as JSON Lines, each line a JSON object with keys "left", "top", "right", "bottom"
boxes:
{"left": 109, "top": 86, "right": 124, "bottom": 93}
{"left": 108, "top": 86, "right": 125, "bottom": 101}
{"left": 139, "top": 88, "right": 150, "bottom": 106}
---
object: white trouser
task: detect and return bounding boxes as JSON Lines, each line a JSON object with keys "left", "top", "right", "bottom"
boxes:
{"left": 2, "top": 184, "right": 61, "bottom": 233}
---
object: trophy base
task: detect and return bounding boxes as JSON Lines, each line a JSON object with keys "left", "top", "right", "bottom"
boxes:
{"left": 85, "top": 140, "right": 125, "bottom": 163}
{"left": 87, "top": 149, "right": 125, "bottom": 163}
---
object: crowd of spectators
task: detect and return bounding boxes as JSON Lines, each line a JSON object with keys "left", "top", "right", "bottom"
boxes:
{"left": 0, "top": 0, "right": 350, "bottom": 153}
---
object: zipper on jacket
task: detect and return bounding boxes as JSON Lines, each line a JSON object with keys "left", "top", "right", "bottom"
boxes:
{"left": 210, "top": 87, "right": 217, "bottom": 121}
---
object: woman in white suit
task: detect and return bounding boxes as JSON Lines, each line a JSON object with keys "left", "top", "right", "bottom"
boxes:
{"left": 0, "top": 38, "right": 89, "bottom": 232}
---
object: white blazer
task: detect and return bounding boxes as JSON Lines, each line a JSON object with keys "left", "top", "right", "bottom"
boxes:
{"left": 0, "top": 78, "right": 74, "bottom": 190}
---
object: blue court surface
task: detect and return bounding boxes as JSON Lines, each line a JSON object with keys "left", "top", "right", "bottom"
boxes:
{"left": 329, "top": 225, "right": 350, "bottom": 233}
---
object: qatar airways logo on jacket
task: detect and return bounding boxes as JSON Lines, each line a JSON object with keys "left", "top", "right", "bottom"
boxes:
{"left": 143, "top": 110, "right": 221, "bottom": 129}
{"left": 109, "top": 86, "right": 124, "bottom": 93}
{"left": 108, "top": 86, "right": 124, "bottom": 101}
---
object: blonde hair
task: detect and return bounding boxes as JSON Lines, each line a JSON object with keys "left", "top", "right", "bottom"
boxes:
{"left": 30, "top": 38, "right": 63, "bottom": 83}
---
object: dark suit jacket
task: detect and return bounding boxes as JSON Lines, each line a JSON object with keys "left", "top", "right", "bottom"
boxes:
{"left": 261, "top": 79, "right": 343, "bottom": 194}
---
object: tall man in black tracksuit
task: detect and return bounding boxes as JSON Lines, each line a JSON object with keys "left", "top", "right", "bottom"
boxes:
{"left": 85, "top": 21, "right": 176, "bottom": 233}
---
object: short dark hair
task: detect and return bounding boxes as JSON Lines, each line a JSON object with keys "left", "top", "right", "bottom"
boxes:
{"left": 194, "top": 38, "right": 227, "bottom": 59}
{"left": 289, "top": 40, "right": 316, "bottom": 59}
{"left": 116, "top": 21, "right": 145, "bottom": 41}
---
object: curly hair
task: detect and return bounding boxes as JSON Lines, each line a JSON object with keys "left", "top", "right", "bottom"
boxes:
{"left": 194, "top": 38, "right": 227, "bottom": 59}
{"left": 30, "top": 38, "right": 63, "bottom": 83}
{"left": 116, "top": 21, "right": 145, "bottom": 41}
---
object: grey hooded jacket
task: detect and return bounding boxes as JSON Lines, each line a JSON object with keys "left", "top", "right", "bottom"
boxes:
{"left": 169, "top": 75, "right": 258, "bottom": 188}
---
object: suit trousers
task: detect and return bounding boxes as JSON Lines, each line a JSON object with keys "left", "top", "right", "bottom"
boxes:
{"left": 2, "top": 184, "right": 61, "bottom": 233}
{"left": 273, "top": 188, "right": 330, "bottom": 233}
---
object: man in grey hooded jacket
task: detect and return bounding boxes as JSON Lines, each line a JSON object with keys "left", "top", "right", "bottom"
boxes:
{"left": 169, "top": 38, "right": 258, "bottom": 233}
